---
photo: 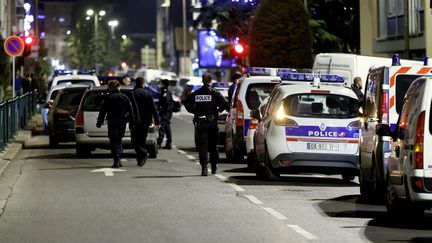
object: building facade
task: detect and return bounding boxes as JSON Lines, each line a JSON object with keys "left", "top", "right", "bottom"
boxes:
{"left": 360, "top": 0, "right": 432, "bottom": 60}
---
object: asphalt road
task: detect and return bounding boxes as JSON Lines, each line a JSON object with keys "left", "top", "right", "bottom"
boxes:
{"left": 0, "top": 110, "right": 431, "bottom": 242}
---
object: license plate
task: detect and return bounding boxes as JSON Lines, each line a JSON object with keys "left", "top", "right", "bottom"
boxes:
{"left": 307, "top": 143, "right": 339, "bottom": 151}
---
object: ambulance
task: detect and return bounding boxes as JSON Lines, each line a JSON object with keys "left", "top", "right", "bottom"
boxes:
{"left": 253, "top": 73, "right": 360, "bottom": 181}
{"left": 359, "top": 55, "right": 432, "bottom": 200}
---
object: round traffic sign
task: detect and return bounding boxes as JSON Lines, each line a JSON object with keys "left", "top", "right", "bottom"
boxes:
{"left": 4, "top": 36, "right": 24, "bottom": 57}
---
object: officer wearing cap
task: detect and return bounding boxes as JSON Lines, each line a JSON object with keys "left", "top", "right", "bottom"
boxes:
{"left": 185, "top": 73, "right": 229, "bottom": 176}
{"left": 97, "top": 80, "right": 134, "bottom": 168}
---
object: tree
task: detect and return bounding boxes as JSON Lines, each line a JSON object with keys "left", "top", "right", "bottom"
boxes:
{"left": 249, "top": 0, "right": 313, "bottom": 68}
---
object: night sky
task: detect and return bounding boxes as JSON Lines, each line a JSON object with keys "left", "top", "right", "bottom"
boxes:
{"left": 112, "top": 0, "right": 156, "bottom": 34}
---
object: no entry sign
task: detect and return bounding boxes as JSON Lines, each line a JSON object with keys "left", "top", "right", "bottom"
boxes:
{"left": 4, "top": 36, "right": 24, "bottom": 57}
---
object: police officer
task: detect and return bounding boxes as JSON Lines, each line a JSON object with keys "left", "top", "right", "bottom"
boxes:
{"left": 131, "top": 77, "right": 161, "bottom": 166}
{"left": 228, "top": 71, "right": 242, "bottom": 104}
{"left": 97, "top": 80, "right": 134, "bottom": 168}
{"left": 157, "top": 79, "right": 174, "bottom": 149}
{"left": 185, "top": 73, "right": 229, "bottom": 176}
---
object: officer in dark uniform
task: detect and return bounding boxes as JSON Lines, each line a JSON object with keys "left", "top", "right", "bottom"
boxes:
{"left": 157, "top": 79, "right": 174, "bottom": 149}
{"left": 131, "top": 77, "right": 161, "bottom": 166}
{"left": 97, "top": 80, "right": 134, "bottom": 168}
{"left": 185, "top": 73, "right": 229, "bottom": 176}
{"left": 228, "top": 71, "right": 242, "bottom": 105}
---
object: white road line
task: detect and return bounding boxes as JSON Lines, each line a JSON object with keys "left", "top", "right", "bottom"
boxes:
{"left": 178, "top": 150, "right": 187, "bottom": 155}
{"left": 227, "top": 183, "right": 245, "bottom": 192}
{"left": 287, "top": 224, "right": 318, "bottom": 240}
{"left": 243, "top": 195, "right": 263, "bottom": 204}
{"left": 195, "top": 162, "right": 200, "bottom": 165}
{"left": 262, "top": 207, "right": 287, "bottom": 220}
{"left": 214, "top": 174, "right": 228, "bottom": 182}
{"left": 186, "top": 155, "right": 196, "bottom": 160}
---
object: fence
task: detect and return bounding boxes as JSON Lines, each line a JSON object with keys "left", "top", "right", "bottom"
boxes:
{"left": 0, "top": 92, "right": 37, "bottom": 150}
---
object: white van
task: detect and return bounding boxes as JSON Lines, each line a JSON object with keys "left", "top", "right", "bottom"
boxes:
{"left": 381, "top": 76, "right": 432, "bottom": 217}
{"left": 359, "top": 59, "right": 432, "bottom": 201}
{"left": 312, "top": 53, "right": 423, "bottom": 87}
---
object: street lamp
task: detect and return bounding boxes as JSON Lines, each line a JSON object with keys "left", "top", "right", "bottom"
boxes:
{"left": 86, "top": 9, "right": 105, "bottom": 74}
{"left": 108, "top": 20, "right": 119, "bottom": 39}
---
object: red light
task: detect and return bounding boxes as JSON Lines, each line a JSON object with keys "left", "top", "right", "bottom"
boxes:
{"left": 24, "top": 36, "right": 33, "bottom": 45}
{"left": 234, "top": 44, "right": 244, "bottom": 54}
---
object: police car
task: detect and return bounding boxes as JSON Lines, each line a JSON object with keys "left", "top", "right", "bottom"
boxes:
{"left": 225, "top": 68, "right": 284, "bottom": 161}
{"left": 253, "top": 73, "right": 360, "bottom": 181}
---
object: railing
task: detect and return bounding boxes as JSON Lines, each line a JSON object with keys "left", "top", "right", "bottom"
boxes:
{"left": 0, "top": 92, "right": 37, "bottom": 150}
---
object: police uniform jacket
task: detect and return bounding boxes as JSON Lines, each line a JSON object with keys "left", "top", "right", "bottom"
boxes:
{"left": 97, "top": 89, "right": 134, "bottom": 126}
{"left": 158, "top": 86, "right": 174, "bottom": 114}
{"left": 185, "top": 85, "right": 228, "bottom": 117}
{"left": 132, "top": 87, "right": 160, "bottom": 126}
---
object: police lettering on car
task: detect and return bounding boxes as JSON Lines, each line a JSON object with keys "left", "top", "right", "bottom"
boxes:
{"left": 185, "top": 73, "right": 229, "bottom": 176}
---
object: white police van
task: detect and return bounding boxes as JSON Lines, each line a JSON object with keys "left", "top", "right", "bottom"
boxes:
{"left": 253, "top": 73, "right": 360, "bottom": 181}
{"left": 377, "top": 76, "right": 432, "bottom": 217}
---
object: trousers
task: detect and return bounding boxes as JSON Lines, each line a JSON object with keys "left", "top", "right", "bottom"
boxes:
{"left": 157, "top": 112, "right": 172, "bottom": 145}
{"left": 131, "top": 123, "right": 150, "bottom": 160}
{"left": 196, "top": 119, "right": 219, "bottom": 167}
{"left": 108, "top": 118, "right": 126, "bottom": 163}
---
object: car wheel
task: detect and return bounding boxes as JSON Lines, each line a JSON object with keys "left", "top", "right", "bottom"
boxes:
{"left": 341, "top": 173, "right": 355, "bottom": 182}
{"left": 148, "top": 143, "right": 158, "bottom": 158}
{"left": 247, "top": 152, "right": 256, "bottom": 169}
{"left": 372, "top": 160, "right": 386, "bottom": 202}
{"left": 76, "top": 145, "right": 91, "bottom": 157}
{"left": 49, "top": 135, "right": 58, "bottom": 148}
{"left": 263, "top": 145, "right": 280, "bottom": 181}
{"left": 359, "top": 169, "right": 374, "bottom": 201}
{"left": 386, "top": 174, "right": 406, "bottom": 217}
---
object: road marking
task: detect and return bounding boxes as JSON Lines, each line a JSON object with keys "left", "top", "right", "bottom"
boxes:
{"left": 166, "top": 159, "right": 173, "bottom": 163}
{"left": 243, "top": 195, "right": 263, "bottom": 204}
{"left": 178, "top": 150, "right": 187, "bottom": 155}
{"left": 227, "top": 183, "right": 245, "bottom": 192}
{"left": 90, "top": 168, "right": 126, "bottom": 176}
{"left": 262, "top": 207, "right": 287, "bottom": 220}
{"left": 215, "top": 174, "right": 228, "bottom": 181}
{"left": 186, "top": 155, "right": 196, "bottom": 160}
{"left": 287, "top": 224, "right": 318, "bottom": 240}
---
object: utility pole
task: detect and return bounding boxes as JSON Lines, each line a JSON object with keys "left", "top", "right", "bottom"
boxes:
{"left": 404, "top": 0, "right": 410, "bottom": 59}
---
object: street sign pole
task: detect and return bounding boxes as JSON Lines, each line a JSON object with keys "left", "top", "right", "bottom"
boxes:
{"left": 12, "top": 56, "right": 15, "bottom": 98}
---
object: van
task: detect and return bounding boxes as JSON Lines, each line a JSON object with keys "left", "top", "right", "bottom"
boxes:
{"left": 379, "top": 76, "right": 432, "bottom": 217}
{"left": 312, "top": 53, "right": 423, "bottom": 87}
{"left": 359, "top": 58, "right": 432, "bottom": 200}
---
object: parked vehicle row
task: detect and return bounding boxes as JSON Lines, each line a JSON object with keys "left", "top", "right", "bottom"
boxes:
{"left": 227, "top": 54, "right": 432, "bottom": 217}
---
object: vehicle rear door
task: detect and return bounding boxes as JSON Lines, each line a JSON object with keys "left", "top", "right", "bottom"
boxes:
{"left": 81, "top": 90, "right": 108, "bottom": 137}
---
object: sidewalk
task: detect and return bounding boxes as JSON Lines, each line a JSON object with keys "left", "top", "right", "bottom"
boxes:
{"left": 0, "top": 114, "right": 43, "bottom": 178}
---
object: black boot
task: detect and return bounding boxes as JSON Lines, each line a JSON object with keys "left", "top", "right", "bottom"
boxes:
{"left": 163, "top": 143, "right": 172, "bottom": 150}
{"left": 201, "top": 165, "right": 208, "bottom": 176}
{"left": 111, "top": 161, "right": 120, "bottom": 168}
{"left": 211, "top": 164, "right": 218, "bottom": 174}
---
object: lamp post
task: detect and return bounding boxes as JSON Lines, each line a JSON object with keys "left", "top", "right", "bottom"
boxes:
{"left": 182, "top": 0, "right": 187, "bottom": 75}
{"left": 86, "top": 9, "right": 106, "bottom": 74}
{"left": 108, "top": 20, "right": 119, "bottom": 39}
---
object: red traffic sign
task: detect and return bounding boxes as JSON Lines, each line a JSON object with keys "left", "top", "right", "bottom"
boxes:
{"left": 4, "top": 36, "right": 24, "bottom": 57}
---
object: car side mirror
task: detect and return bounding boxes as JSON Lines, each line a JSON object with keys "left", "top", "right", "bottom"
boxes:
{"left": 376, "top": 123, "right": 391, "bottom": 136}
{"left": 250, "top": 109, "right": 261, "bottom": 122}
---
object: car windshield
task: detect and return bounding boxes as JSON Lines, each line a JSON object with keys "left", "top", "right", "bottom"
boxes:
{"left": 81, "top": 91, "right": 108, "bottom": 111}
{"left": 56, "top": 89, "right": 86, "bottom": 113}
{"left": 57, "top": 80, "right": 95, "bottom": 86}
{"left": 245, "top": 83, "right": 277, "bottom": 110}
{"left": 282, "top": 93, "right": 359, "bottom": 119}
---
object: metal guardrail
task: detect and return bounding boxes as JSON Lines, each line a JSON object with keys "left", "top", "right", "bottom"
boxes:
{"left": 0, "top": 92, "right": 37, "bottom": 150}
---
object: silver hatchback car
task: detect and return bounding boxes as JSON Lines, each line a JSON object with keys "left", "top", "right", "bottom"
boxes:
{"left": 75, "top": 86, "right": 158, "bottom": 158}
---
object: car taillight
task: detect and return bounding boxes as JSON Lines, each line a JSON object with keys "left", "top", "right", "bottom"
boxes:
{"left": 75, "top": 110, "right": 84, "bottom": 126}
{"left": 54, "top": 108, "right": 71, "bottom": 118}
{"left": 381, "top": 91, "right": 389, "bottom": 124}
{"left": 249, "top": 117, "right": 259, "bottom": 129}
{"left": 236, "top": 100, "right": 244, "bottom": 127}
{"left": 414, "top": 111, "right": 425, "bottom": 169}
{"left": 347, "top": 120, "right": 361, "bottom": 130}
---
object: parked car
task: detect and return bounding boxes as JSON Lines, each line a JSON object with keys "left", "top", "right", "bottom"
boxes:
{"left": 212, "top": 82, "right": 230, "bottom": 146}
{"left": 47, "top": 85, "right": 89, "bottom": 147}
{"left": 254, "top": 74, "right": 360, "bottom": 181}
{"left": 42, "top": 84, "right": 70, "bottom": 132}
{"left": 50, "top": 73, "right": 100, "bottom": 88}
{"left": 75, "top": 86, "right": 158, "bottom": 158}
{"left": 382, "top": 76, "right": 432, "bottom": 217}
{"left": 225, "top": 74, "right": 281, "bottom": 161}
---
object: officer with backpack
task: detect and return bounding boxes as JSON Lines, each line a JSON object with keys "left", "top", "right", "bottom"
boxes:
{"left": 157, "top": 79, "right": 174, "bottom": 149}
